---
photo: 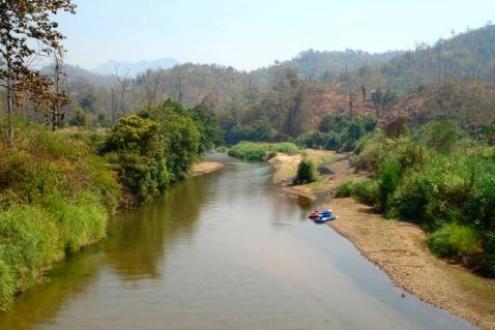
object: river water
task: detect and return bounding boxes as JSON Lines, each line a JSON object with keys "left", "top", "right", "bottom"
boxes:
{"left": 0, "top": 155, "right": 474, "bottom": 329}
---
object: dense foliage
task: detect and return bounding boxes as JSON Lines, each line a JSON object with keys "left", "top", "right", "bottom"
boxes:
{"left": 337, "top": 121, "right": 495, "bottom": 276}
{"left": 101, "top": 100, "right": 219, "bottom": 206}
{"left": 0, "top": 117, "right": 120, "bottom": 311}
{"left": 296, "top": 114, "right": 376, "bottom": 151}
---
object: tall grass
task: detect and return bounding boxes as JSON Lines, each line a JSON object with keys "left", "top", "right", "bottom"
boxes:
{"left": 0, "top": 117, "right": 120, "bottom": 310}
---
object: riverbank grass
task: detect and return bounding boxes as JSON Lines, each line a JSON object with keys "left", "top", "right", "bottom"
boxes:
{"left": 0, "top": 118, "right": 120, "bottom": 311}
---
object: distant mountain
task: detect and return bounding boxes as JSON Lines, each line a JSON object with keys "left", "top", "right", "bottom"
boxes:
{"left": 42, "top": 63, "right": 117, "bottom": 88}
{"left": 92, "top": 58, "right": 178, "bottom": 76}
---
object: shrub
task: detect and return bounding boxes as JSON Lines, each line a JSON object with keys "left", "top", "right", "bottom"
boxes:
{"left": 393, "top": 174, "right": 433, "bottom": 222}
{"left": 271, "top": 142, "right": 299, "bottom": 155}
{"left": 334, "top": 179, "right": 354, "bottom": 197}
{"left": 417, "top": 121, "right": 465, "bottom": 153}
{"left": 428, "top": 223, "right": 478, "bottom": 259}
{"left": 294, "top": 159, "right": 317, "bottom": 184}
{"left": 335, "top": 179, "right": 379, "bottom": 206}
{"left": 352, "top": 179, "right": 379, "bottom": 206}
{"left": 378, "top": 158, "right": 401, "bottom": 212}
{"left": 228, "top": 142, "right": 298, "bottom": 161}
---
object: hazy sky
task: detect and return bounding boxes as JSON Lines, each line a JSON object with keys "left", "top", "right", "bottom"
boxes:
{"left": 57, "top": 0, "right": 495, "bottom": 71}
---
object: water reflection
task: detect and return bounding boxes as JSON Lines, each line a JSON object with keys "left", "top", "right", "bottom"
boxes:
{"left": 0, "top": 166, "right": 215, "bottom": 330}
{"left": 0, "top": 252, "right": 103, "bottom": 330}
{"left": 104, "top": 174, "right": 213, "bottom": 281}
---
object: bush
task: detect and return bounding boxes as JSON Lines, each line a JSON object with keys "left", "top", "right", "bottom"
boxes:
{"left": 417, "top": 120, "right": 465, "bottom": 153}
{"left": 228, "top": 142, "right": 298, "bottom": 161}
{"left": 378, "top": 158, "right": 401, "bottom": 212}
{"left": 428, "top": 223, "right": 478, "bottom": 259}
{"left": 294, "top": 159, "right": 317, "bottom": 184}
{"left": 335, "top": 179, "right": 379, "bottom": 206}
{"left": 334, "top": 179, "right": 354, "bottom": 197}
{"left": 352, "top": 179, "right": 380, "bottom": 206}
{"left": 271, "top": 142, "right": 299, "bottom": 155}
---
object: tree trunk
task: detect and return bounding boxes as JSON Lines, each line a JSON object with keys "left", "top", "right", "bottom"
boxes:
{"left": 52, "top": 58, "right": 61, "bottom": 131}
{"left": 349, "top": 88, "right": 353, "bottom": 118}
{"left": 6, "top": 76, "right": 13, "bottom": 143}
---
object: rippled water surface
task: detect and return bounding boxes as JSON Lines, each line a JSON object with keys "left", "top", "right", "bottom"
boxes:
{"left": 0, "top": 155, "right": 474, "bottom": 329}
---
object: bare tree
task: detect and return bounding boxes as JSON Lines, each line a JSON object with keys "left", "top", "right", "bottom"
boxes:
{"left": 114, "top": 65, "right": 131, "bottom": 115}
{"left": 110, "top": 88, "right": 118, "bottom": 124}
{"left": 344, "top": 57, "right": 353, "bottom": 117}
{"left": 0, "top": 0, "right": 75, "bottom": 142}
{"left": 51, "top": 50, "right": 67, "bottom": 130}
{"left": 139, "top": 69, "right": 159, "bottom": 107}
{"left": 176, "top": 76, "right": 183, "bottom": 104}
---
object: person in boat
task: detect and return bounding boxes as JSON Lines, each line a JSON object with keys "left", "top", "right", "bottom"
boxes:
{"left": 309, "top": 210, "right": 320, "bottom": 220}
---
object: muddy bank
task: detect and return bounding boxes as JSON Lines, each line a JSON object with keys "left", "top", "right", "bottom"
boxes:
{"left": 270, "top": 150, "right": 495, "bottom": 330}
{"left": 189, "top": 161, "right": 224, "bottom": 177}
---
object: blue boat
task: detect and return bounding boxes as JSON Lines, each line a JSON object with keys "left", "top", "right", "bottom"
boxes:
{"left": 308, "top": 209, "right": 336, "bottom": 223}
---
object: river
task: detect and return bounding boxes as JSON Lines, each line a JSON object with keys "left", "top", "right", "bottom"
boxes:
{"left": 0, "top": 154, "right": 474, "bottom": 329}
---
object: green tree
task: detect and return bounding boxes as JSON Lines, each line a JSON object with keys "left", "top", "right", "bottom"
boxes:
{"left": 152, "top": 100, "right": 202, "bottom": 181}
{"left": 102, "top": 114, "right": 168, "bottom": 205}
{"left": 190, "top": 104, "right": 224, "bottom": 151}
{"left": 294, "top": 159, "right": 317, "bottom": 184}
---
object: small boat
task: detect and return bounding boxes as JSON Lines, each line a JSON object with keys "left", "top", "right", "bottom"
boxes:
{"left": 308, "top": 209, "right": 335, "bottom": 223}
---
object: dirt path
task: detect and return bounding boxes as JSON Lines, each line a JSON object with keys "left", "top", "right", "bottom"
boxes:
{"left": 270, "top": 150, "right": 495, "bottom": 329}
{"left": 189, "top": 161, "right": 224, "bottom": 177}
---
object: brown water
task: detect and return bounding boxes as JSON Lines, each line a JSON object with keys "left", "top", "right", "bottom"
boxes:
{"left": 0, "top": 154, "right": 474, "bottom": 329}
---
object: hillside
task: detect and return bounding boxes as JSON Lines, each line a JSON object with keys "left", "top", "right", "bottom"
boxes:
{"left": 379, "top": 24, "right": 495, "bottom": 89}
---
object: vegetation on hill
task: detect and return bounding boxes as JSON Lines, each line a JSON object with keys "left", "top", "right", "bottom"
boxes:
{"left": 296, "top": 114, "right": 376, "bottom": 151}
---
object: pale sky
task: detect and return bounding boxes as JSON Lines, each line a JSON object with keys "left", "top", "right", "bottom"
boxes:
{"left": 57, "top": 0, "right": 495, "bottom": 71}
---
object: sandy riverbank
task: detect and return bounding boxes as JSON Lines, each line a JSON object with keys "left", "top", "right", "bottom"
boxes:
{"left": 189, "top": 161, "right": 224, "bottom": 177}
{"left": 270, "top": 150, "right": 495, "bottom": 329}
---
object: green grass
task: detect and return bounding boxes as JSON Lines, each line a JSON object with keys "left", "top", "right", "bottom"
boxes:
{"left": 228, "top": 142, "right": 299, "bottom": 161}
{"left": 335, "top": 178, "right": 379, "bottom": 206}
{"left": 427, "top": 223, "right": 478, "bottom": 259}
{"left": 0, "top": 117, "right": 120, "bottom": 311}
